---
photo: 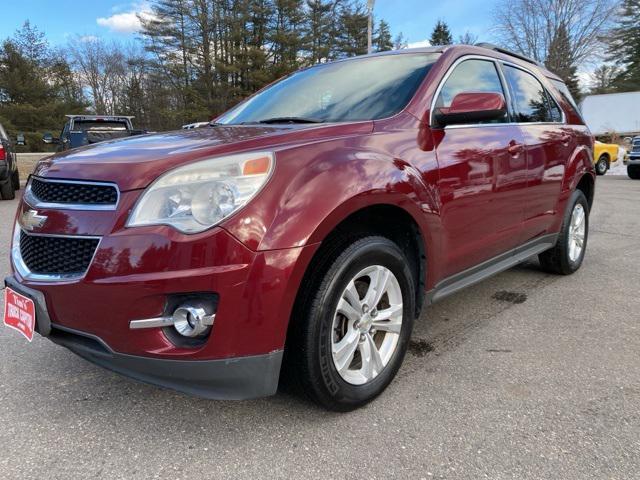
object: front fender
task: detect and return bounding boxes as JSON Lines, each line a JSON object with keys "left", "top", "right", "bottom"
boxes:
{"left": 222, "top": 142, "right": 436, "bottom": 252}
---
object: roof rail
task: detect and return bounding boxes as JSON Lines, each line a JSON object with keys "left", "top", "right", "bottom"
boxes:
{"left": 475, "top": 42, "right": 544, "bottom": 67}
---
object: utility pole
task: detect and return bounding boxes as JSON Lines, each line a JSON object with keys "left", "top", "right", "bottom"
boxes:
{"left": 367, "top": 0, "right": 375, "bottom": 54}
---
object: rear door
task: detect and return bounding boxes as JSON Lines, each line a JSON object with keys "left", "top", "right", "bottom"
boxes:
{"left": 432, "top": 57, "right": 528, "bottom": 277}
{"left": 500, "top": 64, "right": 570, "bottom": 242}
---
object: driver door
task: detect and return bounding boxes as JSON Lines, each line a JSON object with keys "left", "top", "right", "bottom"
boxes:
{"left": 432, "top": 58, "right": 527, "bottom": 277}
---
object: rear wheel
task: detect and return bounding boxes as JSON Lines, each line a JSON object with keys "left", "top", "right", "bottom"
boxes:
{"left": 595, "top": 155, "right": 609, "bottom": 176}
{"left": 539, "top": 189, "right": 589, "bottom": 275}
{"left": 286, "top": 236, "right": 415, "bottom": 411}
{"left": 0, "top": 177, "right": 15, "bottom": 200}
{"left": 628, "top": 165, "right": 640, "bottom": 180}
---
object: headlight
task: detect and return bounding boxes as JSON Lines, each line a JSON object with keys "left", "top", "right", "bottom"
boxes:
{"left": 127, "top": 151, "right": 274, "bottom": 233}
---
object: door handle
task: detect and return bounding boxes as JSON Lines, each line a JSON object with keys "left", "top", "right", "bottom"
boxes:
{"left": 507, "top": 141, "right": 524, "bottom": 157}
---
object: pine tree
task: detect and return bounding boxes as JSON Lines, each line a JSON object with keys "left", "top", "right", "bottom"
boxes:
{"left": 374, "top": 19, "right": 393, "bottom": 51}
{"left": 304, "top": 0, "right": 338, "bottom": 63}
{"left": 429, "top": 20, "right": 452, "bottom": 46}
{"left": 336, "top": 2, "right": 369, "bottom": 57}
{"left": 606, "top": 0, "right": 640, "bottom": 92}
{"left": 545, "top": 23, "right": 581, "bottom": 100}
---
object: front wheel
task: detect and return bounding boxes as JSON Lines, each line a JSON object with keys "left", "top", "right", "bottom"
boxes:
{"left": 287, "top": 236, "right": 416, "bottom": 411}
{"left": 595, "top": 155, "right": 609, "bottom": 176}
{"left": 539, "top": 189, "right": 589, "bottom": 275}
{"left": 629, "top": 164, "right": 640, "bottom": 180}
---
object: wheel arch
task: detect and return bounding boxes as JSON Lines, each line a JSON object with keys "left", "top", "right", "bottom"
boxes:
{"left": 303, "top": 201, "right": 430, "bottom": 318}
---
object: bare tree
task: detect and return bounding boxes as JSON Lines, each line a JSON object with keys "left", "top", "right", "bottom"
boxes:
{"left": 457, "top": 31, "right": 479, "bottom": 45}
{"left": 492, "top": 0, "right": 618, "bottom": 65}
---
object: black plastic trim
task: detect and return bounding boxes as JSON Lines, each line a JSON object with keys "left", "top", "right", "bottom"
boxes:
{"left": 425, "top": 234, "right": 558, "bottom": 305}
{"left": 48, "top": 323, "right": 283, "bottom": 400}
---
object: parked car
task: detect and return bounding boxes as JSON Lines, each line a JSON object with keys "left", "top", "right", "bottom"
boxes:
{"left": 0, "top": 122, "right": 19, "bottom": 200}
{"left": 4, "top": 44, "right": 595, "bottom": 411}
{"left": 628, "top": 136, "right": 640, "bottom": 179}
{"left": 593, "top": 140, "right": 619, "bottom": 175}
{"left": 43, "top": 115, "right": 146, "bottom": 151}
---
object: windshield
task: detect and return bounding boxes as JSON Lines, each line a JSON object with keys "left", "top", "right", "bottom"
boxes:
{"left": 217, "top": 53, "right": 440, "bottom": 124}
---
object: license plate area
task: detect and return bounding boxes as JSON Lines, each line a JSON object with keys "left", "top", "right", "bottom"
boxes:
{"left": 3, "top": 287, "right": 36, "bottom": 341}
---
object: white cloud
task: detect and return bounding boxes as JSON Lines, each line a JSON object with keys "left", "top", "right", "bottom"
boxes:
{"left": 97, "top": 3, "right": 153, "bottom": 33}
{"left": 79, "top": 35, "right": 99, "bottom": 43}
{"left": 406, "top": 39, "right": 431, "bottom": 49}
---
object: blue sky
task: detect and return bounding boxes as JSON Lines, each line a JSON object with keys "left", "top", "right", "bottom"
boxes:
{"left": 0, "top": 0, "right": 499, "bottom": 47}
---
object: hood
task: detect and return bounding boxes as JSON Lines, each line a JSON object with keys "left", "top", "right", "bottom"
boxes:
{"left": 33, "top": 122, "right": 372, "bottom": 191}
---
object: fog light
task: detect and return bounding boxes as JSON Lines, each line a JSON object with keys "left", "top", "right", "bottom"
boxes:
{"left": 172, "top": 306, "right": 214, "bottom": 337}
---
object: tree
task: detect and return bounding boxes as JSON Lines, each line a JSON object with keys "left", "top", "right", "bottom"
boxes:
{"left": 606, "top": 0, "right": 640, "bottom": 92}
{"left": 588, "top": 64, "right": 623, "bottom": 94}
{"left": 429, "top": 20, "right": 453, "bottom": 46}
{"left": 336, "top": 2, "right": 369, "bottom": 57}
{"left": 304, "top": 0, "right": 340, "bottom": 63}
{"left": 0, "top": 22, "right": 86, "bottom": 149}
{"left": 545, "top": 23, "right": 581, "bottom": 100}
{"left": 493, "top": 0, "right": 617, "bottom": 65}
{"left": 457, "top": 31, "right": 478, "bottom": 45}
{"left": 374, "top": 19, "right": 393, "bottom": 51}
{"left": 393, "top": 32, "right": 408, "bottom": 49}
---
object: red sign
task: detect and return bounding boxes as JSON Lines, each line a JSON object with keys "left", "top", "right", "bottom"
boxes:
{"left": 3, "top": 288, "right": 36, "bottom": 342}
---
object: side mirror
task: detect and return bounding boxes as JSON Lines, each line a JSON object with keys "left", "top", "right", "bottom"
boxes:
{"left": 16, "top": 133, "right": 25, "bottom": 146}
{"left": 42, "top": 133, "right": 59, "bottom": 144}
{"left": 434, "top": 92, "right": 507, "bottom": 127}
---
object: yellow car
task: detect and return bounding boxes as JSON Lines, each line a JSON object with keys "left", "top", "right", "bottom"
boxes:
{"left": 594, "top": 141, "right": 619, "bottom": 175}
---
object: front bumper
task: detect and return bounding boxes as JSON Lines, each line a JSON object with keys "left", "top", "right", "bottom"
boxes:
{"left": 8, "top": 211, "right": 318, "bottom": 398}
{"left": 5, "top": 274, "right": 284, "bottom": 400}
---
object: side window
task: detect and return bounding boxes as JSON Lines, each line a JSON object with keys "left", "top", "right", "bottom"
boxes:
{"left": 503, "top": 66, "right": 559, "bottom": 123}
{"left": 546, "top": 92, "right": 563, "bottom": 122}
{"left": 436, "top": 59, "right": 508, "bottom": 123}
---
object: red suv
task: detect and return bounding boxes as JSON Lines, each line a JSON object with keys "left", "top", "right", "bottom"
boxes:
{"left": 4, "top": 45, "right": 594, "bottom": 411}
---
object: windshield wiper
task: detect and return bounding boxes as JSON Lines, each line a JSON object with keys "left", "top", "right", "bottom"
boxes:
{"left": 251, "top": 116, "right": 323, "bottom": 124}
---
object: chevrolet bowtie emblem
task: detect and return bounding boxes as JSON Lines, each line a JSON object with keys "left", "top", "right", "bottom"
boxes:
{"left": 20, "top": 210, "right": 48, "bottom": 231}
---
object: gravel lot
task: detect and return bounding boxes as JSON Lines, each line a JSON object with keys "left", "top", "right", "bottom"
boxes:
{"left": 1, "top": 176, "right": 639, "bottom": 479}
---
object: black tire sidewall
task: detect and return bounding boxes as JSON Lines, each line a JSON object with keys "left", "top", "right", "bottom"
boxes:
{"left": 12, "top": 170, "right": 20, "bottom": 190}
{"left": 596, "top": 156, "right": 608, "bottom": 175}
{"left": 309, "top": 238, "right": 415, "bottom": 410}
{"left": 561, "top": 190, "right": 589, "bottom": 273}
{"left": 0, "top": 178, "right": 15, "bottom": 200}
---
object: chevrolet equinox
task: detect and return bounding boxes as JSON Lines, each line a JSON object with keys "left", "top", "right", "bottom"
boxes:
{"left": 4, "top": 44, "right": 595, "bottom": 411}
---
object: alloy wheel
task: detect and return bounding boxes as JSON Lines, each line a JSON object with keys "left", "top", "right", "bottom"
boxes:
{"left": 568, "top": 203, "right": 586, "bottom": 262}
{"left": 331, "top": 265, "right": 403, "bottom": 385}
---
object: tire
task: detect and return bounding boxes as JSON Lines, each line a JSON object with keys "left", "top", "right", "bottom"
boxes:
{"left": 629, "top": 165, "right": 640, "bottom": 180}
{"left": 11, "top": 169, "right": 20, "bottom": 191}
{"left": 538, "top": 189, "right": 589, "bottom": 275}
{"left": 595, "top": 155, "right": 609, "bottom": 176}
{"left": 285, "top": 236, "right": 416, "bottom": 411}
{"left": 0, "top": 177, "right": 15, "bottom": 200}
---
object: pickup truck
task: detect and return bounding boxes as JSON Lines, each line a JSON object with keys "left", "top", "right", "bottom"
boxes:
{"left": 43, "top": 115, "right": 146, "bottom": 152}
